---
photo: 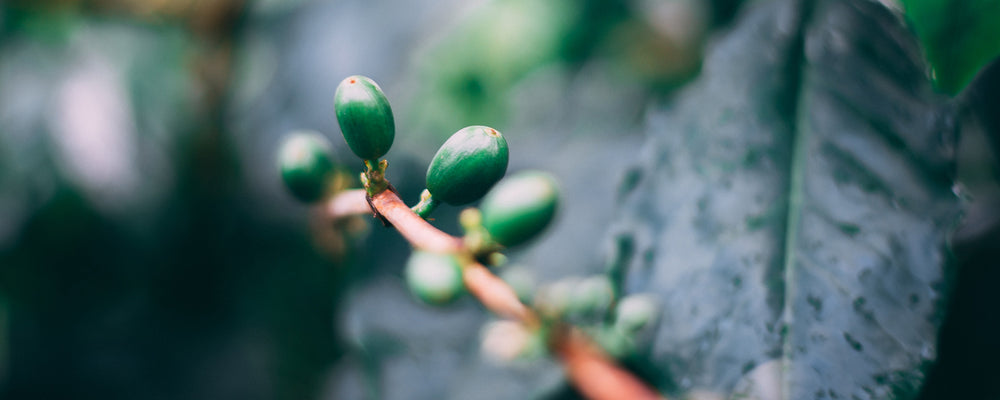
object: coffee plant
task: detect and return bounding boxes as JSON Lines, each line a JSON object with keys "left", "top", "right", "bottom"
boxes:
{"left": 278, "top": 75, "right": 664, "bottom": 400}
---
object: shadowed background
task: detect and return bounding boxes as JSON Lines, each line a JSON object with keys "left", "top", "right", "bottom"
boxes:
{"left": 0, "top": 0, "right": 997, "bottom": 399}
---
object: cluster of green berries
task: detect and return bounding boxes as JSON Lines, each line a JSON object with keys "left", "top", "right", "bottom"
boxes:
{"left": 485, "top": 267, "right": 659, "bottom": 361}
{"left": 276, "top": 75, "right": 560, "bottom": 304}
{"left": 277, "top": 74, "right": 660, "bottom": 365}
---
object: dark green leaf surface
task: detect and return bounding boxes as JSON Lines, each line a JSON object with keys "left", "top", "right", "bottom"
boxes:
{"left": 610, "top": 0, "right": 959, "bottom": 398}
{"left": 901, "top": 0, "right": 1000, "bottom": 94}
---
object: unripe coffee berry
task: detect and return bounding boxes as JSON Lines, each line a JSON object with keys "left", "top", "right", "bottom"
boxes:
{"left": 614, "top": 294, "right": 658, "bottom": 334}
{"left": 425, "top": 126, "right": 509, "bottom": 205}
{"left": 479, "top": 171, "right": 558, "bottom": 247}
{"left": 277, "top": 131, "right": 337, "bottom": 203}
{"left": 334, "top": 75, "right": 395, "bottom": 160}
{"left": 405, "top": 250, "right": 465, "bottom": 305}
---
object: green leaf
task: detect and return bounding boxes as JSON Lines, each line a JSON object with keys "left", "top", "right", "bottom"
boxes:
{"left": 901, "top": 0, "right": 1000, "bottom": 94}
{"left": 610, "top": 0, "right": 959, "bottom": 398}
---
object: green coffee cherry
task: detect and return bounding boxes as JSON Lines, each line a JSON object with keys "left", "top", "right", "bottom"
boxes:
{"left": 534, "top": 277, "right": 578, "bottom": 317}
{"left": 334, "top": 75, "right": 395, "bottom": 160}
{"left": 405, "top": 250, "right": 465, "bottom": 305}
{"left": 480, "top": 171, "right": 559, "bottom": 247}
{"left": 614, "top": 294, "right": 658, "bottom": 334}
{"left": 480, "top": 320, "right": 546, "bottom": 362}
{"left": 535, "top": 275, "right": 613, "bottom": 321}
{"left": 425, "top": 126, "right": 509, "bottom": 205}
{"left": 277, "top": 131, "right": 337, "bottom": 203}
{"left": 568, "top": 276, "right": 614, "bottom": 317}
{"left": 593, "top": 325, "right": 636, "bottom": 360}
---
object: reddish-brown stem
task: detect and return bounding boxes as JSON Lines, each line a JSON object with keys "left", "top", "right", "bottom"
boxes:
{"left": 325, "top": 189, "right": 372, "bottom": 217}
{"left": 463, "top": 263, "right": 538, "bottom": 325}
{"left": 554, "top": 327, "right": 665, "bottom": 400}
{"left": 324, "top": 187, "right": 665, "bottom": 400}
{"left": 367, "top": 189, "right": 463, "bottom": 253}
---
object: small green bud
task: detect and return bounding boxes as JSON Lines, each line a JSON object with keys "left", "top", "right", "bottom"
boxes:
{"left": 568, "top": 275, "right": 614, "bottom": 317}
{"left": 277, "top": 131, "right": 337, "bottom": 203}
{"left": 592, "top": 325, "right": 636, "bottom": 359}
{"left": 534, "top": 277, "right": 578, "bottom": 318}
{"left": 614, "top": 294, "right": 658, "bottom": 334}
{"left": 480, "top": 320, "right": 545, "bottom": 362}
{"left": 425, "top": 126, "right": 509, "bottom": 205}
{"left": 405, "top": 251, "right": 465, "bottom": 305}
{"left": 480, "top": 171, "right": 559, "bottom": 248}
{"left": 334, "top": 75, "right": 395, "bottom": 160}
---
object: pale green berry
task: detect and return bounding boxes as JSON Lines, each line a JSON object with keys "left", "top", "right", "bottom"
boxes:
{"left": 480, "top": 171, "right": 559, "bottom": 247}
{"left": 405, "top": 251, "right": 465, "bottom": 305}
{"left": 568, "top": 275, "right": 614, "bottom": 316}
{"left": 277, "top": 131, "right": 337, "bottom": 203}
{"left": 614, "top": 294, "right": 659, "bottom": 333}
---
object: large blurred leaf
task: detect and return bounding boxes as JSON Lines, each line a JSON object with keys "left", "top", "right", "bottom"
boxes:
{"left": 610, "top": 0, "right": 958, "bottom": 398}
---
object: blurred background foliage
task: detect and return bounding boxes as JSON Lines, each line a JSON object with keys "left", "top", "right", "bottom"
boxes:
{"left": 0, "top": 0, "right": 997, "bottom": 399}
